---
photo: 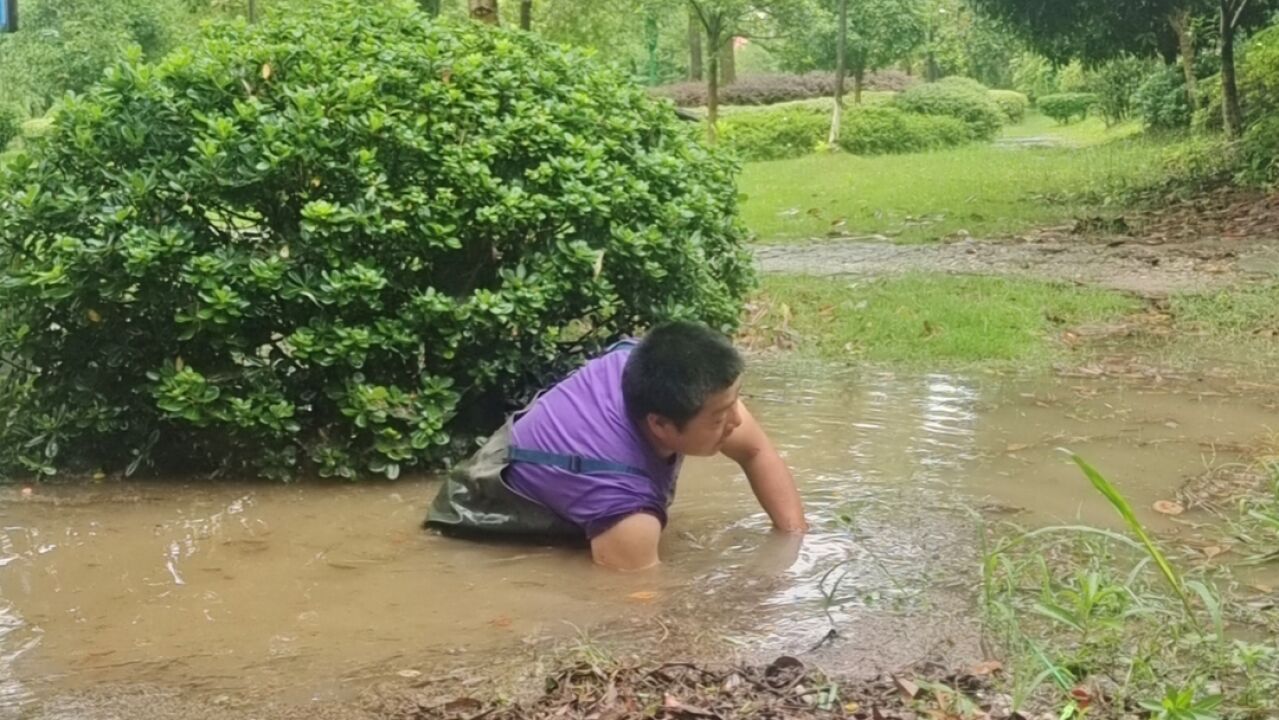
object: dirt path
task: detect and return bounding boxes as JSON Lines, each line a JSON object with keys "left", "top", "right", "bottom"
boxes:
{"left": 756, "top": 188, "right": 1279, "bottom": 296}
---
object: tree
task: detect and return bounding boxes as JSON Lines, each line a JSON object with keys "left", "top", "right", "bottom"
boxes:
{"left": 829, "top": 0, "right": 848, "bottom": 144}
{"left": 968, "top": 0, "right": 1277, "bottom": 137}
{"left": 771, "top": 0, "right": 923, "bottom": 100}
{"left": 419, "top": 0, "right": 443, "bottom": 17}
{"left": 688, "top": 0, "right": 815, "bottom": 139}
{"left": 468, "top": 0, "right": 499, "bottom": 24}
{"left": 520, "top": 0, "right": 532, "bottom": 30}
{"left": 689, "top": 6, "right": 704, "bottom": 80}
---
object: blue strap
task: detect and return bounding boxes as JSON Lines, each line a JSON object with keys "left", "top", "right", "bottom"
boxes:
{"left": 605, "top": 338, "right": 637, "bottom": 353}
{"left": 507, "top": 447, "right": 650, "bottom": 478}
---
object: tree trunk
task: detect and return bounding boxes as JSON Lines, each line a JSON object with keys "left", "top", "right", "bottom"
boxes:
{"left": 520, "top": 0, "right": 532, "bottom": 30}
{"left": 854, "top": 68, "right": 865, "bottom": 104}
{"left": 1169, "top": 7, "right": 1198, "bottom": 109}
{"left": 720, "top": 40, "right": 736, "bottom": 85}
{"left": 707, "top": 26, "right": 721, "bottom": 142}
{"left": 645, "top": 12, "right": 660, "bottom": 86}
{"left": 248, "top": 0, "right": 258, "bottom": 23}
{"left": 1220, "top": 0, "right": 1244, "bottom": 138}
{"left": 419, "top": 0, "right": 442, "bottom": 17}
{"left": 688, "top": 7, "right": 703, "bottom": 81}
{"left": 469, "top": 0, "right": 500, "bottom": 25}
{"left": 829, "top": 0, "right": 848, "bottom": 147}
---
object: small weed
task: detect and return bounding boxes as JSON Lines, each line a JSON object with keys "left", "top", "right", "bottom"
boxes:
{"left": 979, "top": 456, "right": 1279, "bottom": 718}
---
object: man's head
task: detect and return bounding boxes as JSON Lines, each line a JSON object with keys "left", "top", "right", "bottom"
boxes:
{"left": 622, "top": 321, "right": 745, "bottom": 458}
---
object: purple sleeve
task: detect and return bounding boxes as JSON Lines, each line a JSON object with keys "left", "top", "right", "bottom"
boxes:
{"left": 507, "top": 465, "right": 668, "bottom": 539}
{"left": 583, "top": 506, "right": 667, "bottom": 540}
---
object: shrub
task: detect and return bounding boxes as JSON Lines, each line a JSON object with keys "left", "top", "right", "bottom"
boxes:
{"left": 1238, "top": 115, "right": 1279, "bottom": 186}
{"left": 893, "top": 78, "right": 1005, "bottom": 140}
{"left": 719, "top": 109, "right": 828, "bottom": 161}
{"left": 0, "top": 106, "right": 19, "bottom": 149}
{"left": 1134, "top": 67, "right": 1192, "bottom": 130}
{"left": 1241, "top": 24, "right": 1279, "bottom": 119}
{"left": 1058, "top": 61, "right": 1090, "bottom": 93}
{"left": 0, "top": 0, "right": 192, "bottom": 115}
{"left": 838, "top": 106, "right": 971, "bottom": 154}
{"left": 1011, "top": 52, "right": 1059, "bottom": 104}
{"left": 652, "top": 70, "right": 916, "bottom": 107}
{"left": 1038, "top": 93, "right": 1098, "bottom": 124}
{"left": 1089, "top": 56, "right": 1149, "bottom": 126}
{"left": 1161, "top": 136, "right": 1238, "bottom": 190}
{"left": 1192, "top": 74, "right": 1224, "bottom": 132}
{"left": 989, "top": 90, "right": 1029, "bottom": 124}
{"left": 0, "top": 2, "right": 754, "bottom": 482}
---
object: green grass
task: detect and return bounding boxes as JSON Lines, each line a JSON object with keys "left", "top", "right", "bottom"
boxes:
{"left": 740, "top": 114, "right": 1166, "bottom": 244}
{"left": 1171, "top": 285, "right": 1279, "bottom": 336}
{"left": 756, "top": 273, "right": 1139, "bottom": 366}
{"left": 1001, "top": 110, "right": 1142, "bottom": 146}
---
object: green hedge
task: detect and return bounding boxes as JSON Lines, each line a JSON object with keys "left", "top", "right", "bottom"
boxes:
{"left": 893, "top": 77, "right": 1005, "bottom": 140}
{"left": 719, "top": 110, "right": 829, "bottom": 161}
{"left": 1038, "top": 93, "right": 1098, "bottom": 124}
{"left": 0, "top": 1, "right": 754, "bottom": 482}
{"left": 838, "top": 106, "right": 971, "bottom": 154}
{"left": 989, "top": 90, "right": 1029, "bottom": 124}
{"left": 719, "top": 105, "right": 973, "bottom": 161}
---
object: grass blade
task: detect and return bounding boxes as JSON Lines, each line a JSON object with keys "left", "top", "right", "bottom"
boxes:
{"left": 1066, "top": 452, "right": 1197, "bottom": 621}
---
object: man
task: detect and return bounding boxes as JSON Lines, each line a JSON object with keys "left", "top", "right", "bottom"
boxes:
{"left": 426, "top": 321, "right": 807, "bottom": 571}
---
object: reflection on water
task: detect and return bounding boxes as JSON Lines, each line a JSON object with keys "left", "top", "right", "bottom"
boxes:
{"left": 1, "top": 366, "right": 1274, "bottom": 715}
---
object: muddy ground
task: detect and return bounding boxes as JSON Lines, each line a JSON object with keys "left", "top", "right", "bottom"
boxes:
{"left": 756, "top": 188, "right": 1279, "bottom": 296}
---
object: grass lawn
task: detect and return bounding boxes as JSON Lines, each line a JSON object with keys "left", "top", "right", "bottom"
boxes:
{"left": 740, "top": 113, "right": 1167, "bottom": 244}
{"left": 1000, "top": 111, "right": 1142, "bottom": 145}
{"left": 755, "top": 273, "right": 1140, "bottom": 366}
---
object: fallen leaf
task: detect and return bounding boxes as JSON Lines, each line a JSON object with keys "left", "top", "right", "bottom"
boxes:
{"left": 1201, "top": 545, "right": 1227, "bottom": 559}
{"left": 627, "top": 591, "right": 659, "bottom": 602}
{"left": 489, "top": 615, "right": 512, "bottom": 628}
{"left": 87, "top": 309, "right": 102, "bottom": 323}
{"left": 442, "top": 697, "right": 483, "bottom": 715}
{"left": 662, "top": 693, "right": 715, "bottom": 717}
{"left": 1153, "top": 500, "right": 1185, "bottom": 516}
{"left": 1004, "top": 443, "right": 1030, "bottom": 454}
{"left": 396, "top": 669, "right": 422, "bottom": 679}
{"left": 969, "top": 660, "right": 1003, "bottom": 676}
{"left": 261, "top": 63, "right": 272, "bottom": 81}
{"left": 893, "top": 675, "right": 920, "bottom": 699}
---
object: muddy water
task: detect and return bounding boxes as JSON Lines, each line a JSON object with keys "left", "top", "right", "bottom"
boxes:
{"left": 2, "top": 366, "right": 1275, "bottom": 718}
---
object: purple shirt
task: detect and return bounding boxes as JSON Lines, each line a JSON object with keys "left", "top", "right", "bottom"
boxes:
{"left": 506, "top": 346, "right": 681, "bottom": 538}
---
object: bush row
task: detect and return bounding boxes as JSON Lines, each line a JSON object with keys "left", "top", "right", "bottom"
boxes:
{"left": 719, "top": 105, "right": 971, "bottom": 161}
{"left": 652, "top": 70, "right": 917, "bottom": 107}
{"left": 989, "top": 90, "right": 1030, "bottom": 124}
{"left": 892, "top": 77, "right": 1005, "bottom": 140}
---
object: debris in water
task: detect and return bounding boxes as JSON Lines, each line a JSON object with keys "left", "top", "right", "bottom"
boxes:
{"left": 404, "top": 657, "right": 1004, "bottom": 720}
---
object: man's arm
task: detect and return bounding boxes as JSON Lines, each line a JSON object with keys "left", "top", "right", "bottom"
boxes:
{"left": 721, "top": 402, "right": 808, "bottom": 533}
{"left": 590, "top": 513, "right": 662, "bottom": 571}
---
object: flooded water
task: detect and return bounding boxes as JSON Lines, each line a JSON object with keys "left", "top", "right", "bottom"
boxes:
{"left": 2, "top": 365, "right": 1276, "bottom": 718}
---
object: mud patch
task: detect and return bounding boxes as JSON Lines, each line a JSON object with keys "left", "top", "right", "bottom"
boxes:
{"left": 757, "top": 189, "right": 1279, "bottom": 297}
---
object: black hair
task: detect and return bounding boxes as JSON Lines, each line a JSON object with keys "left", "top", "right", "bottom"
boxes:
{"left": 622, "top": 321, "right": 744, "bottom": 428}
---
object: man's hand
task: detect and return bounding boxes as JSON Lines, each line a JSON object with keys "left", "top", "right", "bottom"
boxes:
{"left": 721, "top": 402, "right": 808, "bottom": 533}
{"left": 590, "top": 513, "right": 662, "bottom": 571}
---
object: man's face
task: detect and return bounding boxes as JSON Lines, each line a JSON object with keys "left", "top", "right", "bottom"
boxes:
{"left": 650, "top": 380, "right": 743, "bottom": 457}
